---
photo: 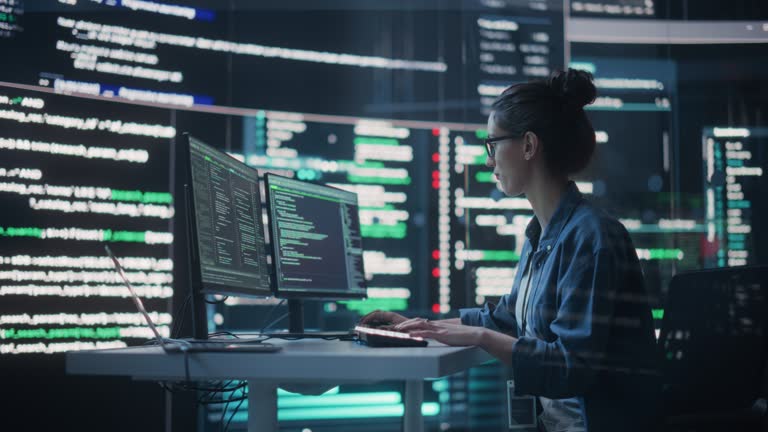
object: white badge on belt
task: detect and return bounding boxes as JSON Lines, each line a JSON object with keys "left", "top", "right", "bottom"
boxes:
{"left": 507, "top": 379, "right": 537, "bottom": 430}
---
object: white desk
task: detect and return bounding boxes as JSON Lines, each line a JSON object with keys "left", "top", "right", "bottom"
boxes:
{"left": 66, "top": 339, "right": 493, "bottom": 432}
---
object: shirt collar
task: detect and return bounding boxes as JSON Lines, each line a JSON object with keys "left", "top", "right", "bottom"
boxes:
{"left": 524, "top": 181, "right": 583, "bottom": 251}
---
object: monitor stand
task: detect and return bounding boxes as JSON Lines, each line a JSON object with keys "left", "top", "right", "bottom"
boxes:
{"left": 261, "top": 299, "right": 355, "bottom": 339}
{"left": 288, "top": 299, "right": 304, "bottom": 334}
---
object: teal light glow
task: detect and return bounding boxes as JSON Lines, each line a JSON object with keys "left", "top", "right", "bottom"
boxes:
{"left": 278, "top": 402, "right": 440, "bottom": 421}
{"left": 569, "top": 61, "right": 596, "bottom": 73}
{"left": 218, "top": 401, "right": 440, "bottom": 423}
{"left": 278, "top": 392, "right": 401, "bottom": 408}
{"left": 431, "top": 380, "right": 449, "bottom": 392}
{"left": 278, "top": 386, "right": 339, "bottom": 396}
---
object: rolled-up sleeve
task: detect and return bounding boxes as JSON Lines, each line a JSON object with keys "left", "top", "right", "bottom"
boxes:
{"left": 511, "top": 248, "right": 618, "bottom": 399}
{"left": 460, "top": 293, "right": 518, "bottom": 336}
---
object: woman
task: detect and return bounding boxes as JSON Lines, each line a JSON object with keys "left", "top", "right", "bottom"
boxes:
{"left": 361, "top": 69, "right": 659, "bottom": 432}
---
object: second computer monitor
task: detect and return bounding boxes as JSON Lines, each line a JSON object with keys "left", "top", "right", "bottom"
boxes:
{"left": 265, "top": 174, "right": 367, "bottom": 300}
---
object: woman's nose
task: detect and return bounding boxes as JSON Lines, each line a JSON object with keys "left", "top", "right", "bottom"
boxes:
{"left": 485, "top": 155, "right": 495, "bottom": 168}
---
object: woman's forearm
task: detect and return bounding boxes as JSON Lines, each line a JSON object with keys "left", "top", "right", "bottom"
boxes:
{"left": 435, "top": 318, "right": 461, "bottom": 325}
{"left": 478, "top": 328, "right": 516, "bottom": 366}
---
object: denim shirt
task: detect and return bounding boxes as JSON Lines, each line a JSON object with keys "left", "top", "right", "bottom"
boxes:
{"left": 460, "top": 182, "right": 660, "bottom": 432}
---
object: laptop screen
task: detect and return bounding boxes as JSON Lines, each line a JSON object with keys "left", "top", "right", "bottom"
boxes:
{"left": 105, "top": 245, "right": 166, "bottom": 347}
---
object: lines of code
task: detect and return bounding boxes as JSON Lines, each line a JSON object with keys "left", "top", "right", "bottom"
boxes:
{"left": 571, "top": 0, "right": 655, "bottom": 17}
{"left": 239, "top": 112, "right": 450, "bottom": 313}
{"left": 267, "top": 176, "right": 366, "bottom": 295}
{"left": 702, "top": 127, "right": 766, "bottom": 267}
{"left": 189, "top": 138, "right": 270, "bottom": 293}
{"left": 0, "top": 0, "right": 23, "bottom": 38}
{"left": 468, "top": 0, "right": 565, "bottom": 117}
{"left": 0, "top": 85, "right": 173, "bottom": 355}
{"left": 0, "top": 1, "right": 564, "bottom": 125}
{"left": 0, "top": 1, "right": 450, "bottom": 113}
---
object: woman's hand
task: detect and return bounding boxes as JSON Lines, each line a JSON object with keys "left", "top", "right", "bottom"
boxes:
{"left": 395, "top": 319, "right": 485, "bottom": 347}
{"left": 358, "top": 310, "right": 408, "bottom": 327}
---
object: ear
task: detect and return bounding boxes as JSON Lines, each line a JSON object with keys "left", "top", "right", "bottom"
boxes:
{"left": 522, "top": 131, "right": 540, "bottom": 161}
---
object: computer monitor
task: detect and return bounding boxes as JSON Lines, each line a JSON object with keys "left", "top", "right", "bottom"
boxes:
{"left": 181, "top": 133, "right": 272, "bottom": 337}
{"left": 659, "top": 266, "right": 768, "bottom": 414}
{"left": 264, "top": 173, "right": 367, "bottom": 333}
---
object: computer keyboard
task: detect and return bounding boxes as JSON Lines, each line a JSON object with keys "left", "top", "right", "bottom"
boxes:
{"left": 354, "top": 326, "right": 428, "bottom": 348}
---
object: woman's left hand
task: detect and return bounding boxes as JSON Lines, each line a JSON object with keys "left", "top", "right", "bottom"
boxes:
{"left": 394, "top": 319, "right": 484, "bottom": 347}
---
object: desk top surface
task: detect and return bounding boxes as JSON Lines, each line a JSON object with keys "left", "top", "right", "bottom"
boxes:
{"left": 66, "top": 339, "right": 494, "bottom": 382}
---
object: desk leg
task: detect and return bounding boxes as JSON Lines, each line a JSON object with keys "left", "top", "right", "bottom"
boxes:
{"left": 248, "top": 382, "right": 277, "bottom": 432}
{"left": 403, "top": 380, "right": 424, "bottom": 432}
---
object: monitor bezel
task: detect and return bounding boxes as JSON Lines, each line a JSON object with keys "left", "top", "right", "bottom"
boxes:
{"left": 264, "top": 173, "right": 368, "bottom": 300}
{"left": 181, "top": 133, "right": 273, "bottom": 299}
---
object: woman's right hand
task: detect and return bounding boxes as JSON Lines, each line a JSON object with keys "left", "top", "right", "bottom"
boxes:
{"left": 358, "top": 310, "right": 408, "bottom": 327}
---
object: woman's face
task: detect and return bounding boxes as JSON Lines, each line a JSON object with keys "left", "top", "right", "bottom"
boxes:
{"left": 485, "top": 112, "right": 529, "bottom": 197}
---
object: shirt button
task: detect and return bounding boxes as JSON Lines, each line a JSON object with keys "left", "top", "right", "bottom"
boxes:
{"left": 546, "top": 245, "right": 551, "bottom": 251}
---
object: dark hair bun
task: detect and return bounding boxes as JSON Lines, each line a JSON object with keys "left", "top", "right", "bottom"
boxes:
{"left": 548, "top": 68, "right": 596, "bottom": 109}
{"left": 490, "top": 68, "right": 598, "bottom": 176}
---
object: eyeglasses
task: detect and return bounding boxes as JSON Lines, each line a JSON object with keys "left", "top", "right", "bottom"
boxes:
{"left": 484, "top": 135, "right": 519, "bottom": 158}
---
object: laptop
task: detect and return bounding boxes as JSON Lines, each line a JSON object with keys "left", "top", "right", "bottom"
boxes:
{"left": 105, "top": 245, "right": 281, "bottom": 353}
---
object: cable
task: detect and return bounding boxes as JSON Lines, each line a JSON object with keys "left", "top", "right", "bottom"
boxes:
{"left": 258, "top": 299, "right": 286, "bottom": 333}
{"left": 219, "top": 391, "right": 232, "bottom": 432}
{"left": 157, "top": 374, "right": 251, "bottom": 430}
{"left": 207, "top": 331, "right": 241, "bottom": 339}
{"left": 207, "top": 331, "right": 270, "bottom": 345}
{"left": 213, "top": 384, "right": 245, "bottom": 431}
{"left": 259, "top": 312, "right": 289, "bottom": 334}
{"left": 199, "top": 383, "right": 227, "bottom": 405}
{"left": 198, "top": 395, "right": 248, "bottom": 405}
{"left": 204, "top": 295, "right": 229, "bottom": 304}
{"left": 141, "top": 337, "right": 194, "bottom": 382}
{"left": 208, "top": 307, "right": 281, "bottom": 342}
{"left": 194, "top": 381, "right": 246, "bottom": 394}
{"left": 171, "top": 293, "right": 192, "bottom": 339}
{"left": 163, "top": 380, "right": 247, "bottom": 399}
{"left": 223, "top": 394, "right": 246, "bottom": 432}
{"left": 199, "top": 387, "right": 220, "bottom": 405}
